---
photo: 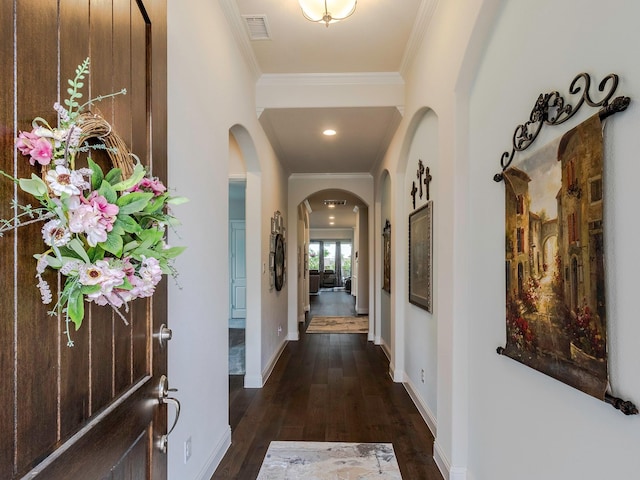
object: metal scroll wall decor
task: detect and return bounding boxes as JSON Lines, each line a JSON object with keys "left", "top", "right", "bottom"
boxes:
{"left": 269, "top": 210, "right": 286, "bottom": 291}
{"left": 494, "top": 72, "right": 637, "bottom": 415}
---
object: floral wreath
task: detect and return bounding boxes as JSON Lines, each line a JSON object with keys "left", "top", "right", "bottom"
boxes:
{"left": 0, "top": 58, "right": 186, "bottom": 346}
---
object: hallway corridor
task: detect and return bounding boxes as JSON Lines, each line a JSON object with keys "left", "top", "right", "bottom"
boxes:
{"left": 212, "top": 306, "right": 442, "bottom": 478}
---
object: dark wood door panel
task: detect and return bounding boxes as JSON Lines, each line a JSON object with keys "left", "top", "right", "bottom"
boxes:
{"left": 0, "top": 0, "right": 167, "bottom": 478}
{"left": 23, "top": 381, "right": 155, "bottom": 479}
{"left": 0, "top": 0, "right": 15, "bottom": 477}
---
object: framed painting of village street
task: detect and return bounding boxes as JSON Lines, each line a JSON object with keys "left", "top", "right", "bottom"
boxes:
{"left": 494, "top": 73, "right": 639, "bottom": 415}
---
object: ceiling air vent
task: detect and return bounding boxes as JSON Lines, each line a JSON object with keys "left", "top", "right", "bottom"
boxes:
{"left": 242, "top": 15, "right": 271, "bottom": 40}
{"left": 323, "top": 200, "right": 347, "bottom": 206}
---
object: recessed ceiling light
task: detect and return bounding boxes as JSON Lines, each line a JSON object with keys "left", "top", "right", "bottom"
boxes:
{"left": 323, "top": 129, "right": 336, "bottom": 136}
{"left": 329, "top": 222, "right": 335, "bottom": 225}
{"left": 327, "top": 204, "right": 335, "bottom": 209}
{"left": 329, "top": 216, "right": 335, "bottom": 219}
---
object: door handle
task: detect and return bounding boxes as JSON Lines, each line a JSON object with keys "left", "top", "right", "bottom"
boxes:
{"left": 156, "top": 375, "right": 181, "bottom": 453}
{"left": 155, "top": 323, "right": 173, "bottom": 348}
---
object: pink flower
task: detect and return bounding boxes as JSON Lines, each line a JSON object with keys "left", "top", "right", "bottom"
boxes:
{"left": 68, "top": 204, "right": 108, "bottom": 246}
{"left": 16, "top": 130, "right": 38, "bottom": 155}
{"left": 129, "top": 257, "right": 163, "bottom": 299}
{"left": 29, "top": 137, "right": 54, "bottom": 165}
{"left": 128, "top": 177, "right": 167, "bottom": 196}
{"left": 85, "top": 191, "right": 119, "bottom": 232}
{"left": 16, "top": 130, "right": 54, "bottom": 166}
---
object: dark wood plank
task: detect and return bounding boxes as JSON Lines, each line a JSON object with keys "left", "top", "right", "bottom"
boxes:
{"left": 89, "top": 0, "right": 117, "bottom": 414}
{"left": 130, "top": 1, "right": 150, "bottom": 382}
{"left": 212, "top": 324, "right": 443, "bottom": 479}
{"left": 14, "top": 0, "right": 60, "bottom": 475}
{"left": 59, "top": 0, "right": 92, "bottom": 442}
{"left": 112, "top": 0, "right": 134, "bottom": 397}
{"left": 0, "top": 1, "right": 15, "bottom": 477}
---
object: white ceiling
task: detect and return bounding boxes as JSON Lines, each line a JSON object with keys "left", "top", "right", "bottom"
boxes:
{"left": 223, "top": 0, "right": 432, "bottom": 227}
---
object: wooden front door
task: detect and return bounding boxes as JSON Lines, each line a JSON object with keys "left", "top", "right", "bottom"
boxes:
{"left": 0, "top": 1, "right": 170, "bottom": 478}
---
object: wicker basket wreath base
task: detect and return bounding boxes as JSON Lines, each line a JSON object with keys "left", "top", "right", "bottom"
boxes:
{"left": 43, "top": 111, "right": 135, "bottom": 179}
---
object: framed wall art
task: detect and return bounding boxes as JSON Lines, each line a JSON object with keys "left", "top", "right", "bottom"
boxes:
{"left": 269, "top": 210, "right": 287, "bottom": 292}
{"left": 383, "top": 220, "right": 391, "bottom": 293}
{"left": 408, "top": 201, "right": 432, "bottom": 312}
{"left": 494, "top": 72, "right": 637, "bottom": 415}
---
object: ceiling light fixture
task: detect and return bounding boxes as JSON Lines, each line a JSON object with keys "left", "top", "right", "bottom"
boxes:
{"left": 298, "top": 0, "right": 357, "bottom": 28}
{"left": 323, "top": 129, "right": 337, "bottom": 136}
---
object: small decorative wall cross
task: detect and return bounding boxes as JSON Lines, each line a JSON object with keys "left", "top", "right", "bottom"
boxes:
{"left": 417, "top": 160, "right": 425, "bottom": 198}
{"left": 424, "top": 166, "right": 432, "bottom": 201}
{"left": 410, "top": 182, "right": 418, "bottom": 209}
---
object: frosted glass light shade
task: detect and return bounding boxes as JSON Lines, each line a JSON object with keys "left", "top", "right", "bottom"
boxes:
{"left": 298, "top": 0, "right": 357, "bottom": 26}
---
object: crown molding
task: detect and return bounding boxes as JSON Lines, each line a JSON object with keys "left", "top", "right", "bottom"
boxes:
{"left": 257, "top": 72, "right": 404, "bottom": 87}
{"left": 289, "top": 173, "right": 373, "bottom": 181}
{"left": 399, "top": 0, "right": 439, "bottom": 77}
{"left": 219, "top": 0, "right": 262, "bottom": 81}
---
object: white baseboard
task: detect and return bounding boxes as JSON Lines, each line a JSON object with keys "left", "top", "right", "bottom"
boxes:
{"left": 304, "top": 304, "right": 310, "bottom": 312}
{"left": 433, "top": 440, "right": 467, "bottom": 480}
{"left": 261, "top": 338, "right": 288, "bottom": 386}
{"left": 403, "top": 379, "right": 437, "bottom": 437}
{"left": 244, "top": 338, "right": 288, "bottom": 388}
{"left": 298, "top": 313, "right": 305, "bottom": 323}
{"left": 287, "top": 331, "right": 299, "bottom": 341}
{"left": 356, "top": 307, "right": 369, "bottom": 315}
{"left": 380, "top": 341, "right": 391, "bottom": 361}
{"left": 196, "top": 425, "right": 231, "bottom": 480}
{"left": 244, "top": 373, "right": 263, "bottom": 388}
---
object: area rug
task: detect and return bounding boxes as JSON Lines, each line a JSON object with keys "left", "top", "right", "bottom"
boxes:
{"left": 257, "top": 441, "right": 402, "bottom": 479}
{"left": 306, "top": 316, "right": 369, "bottom": 333}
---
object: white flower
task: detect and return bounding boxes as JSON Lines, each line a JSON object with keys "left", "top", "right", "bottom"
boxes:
{"left": 45, "top": 165, "right": 87, "bottom": 196}
{"left": 41, "top": 219, "right": 71, "bottom": 247}
{"left": 79, "top": 260, "right": 125, "bottom": 292}
{"left": 36, "top": 273, "right": 52, "bottom": 304}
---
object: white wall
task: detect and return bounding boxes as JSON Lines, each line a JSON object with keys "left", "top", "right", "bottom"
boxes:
{"left": 465, "top": 1, "right": 640, "bottom": 479}
{"left": 379, "top": 172, "right": 391, "bottom": 348}
{"left": 166, "top": 1, "right": 288, "bottom": 478}
{"left": 374, "top": 0, "right": 488, "bottom": 476}
{"left": 403, "top": 109, "right": 439, "bottom": 434}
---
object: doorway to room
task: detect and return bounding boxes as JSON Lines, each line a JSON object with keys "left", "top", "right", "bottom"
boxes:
{"left": 229, "top": 181, "right": 247, "bottom": 377}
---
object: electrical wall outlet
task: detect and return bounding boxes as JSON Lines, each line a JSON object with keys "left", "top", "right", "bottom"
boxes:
{"left": 184, "top": 436, "right": 192, "bottom": 463}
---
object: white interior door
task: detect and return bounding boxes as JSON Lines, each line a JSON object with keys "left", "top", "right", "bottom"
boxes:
{"left": 230, "top": 220, "right": 247, "bottom": 322}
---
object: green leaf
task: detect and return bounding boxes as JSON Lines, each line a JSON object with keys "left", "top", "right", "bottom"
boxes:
{"left": 80, "top": 284, "right": 102, "bottom": 295}
{"left": 19, "top": 174, "right": 48, "bottom": 197}
{"left": 111, "top": 163, "right": 146, "bottom": 192}
{"left": 115, "top": 214, "right": 141, "bottom": 234}
{"left": 123, "top": 240, "right": 140, "bottom": 253}
{"left": 100, "top": 231, "right": 124, "bottom": 256}
{"left": 142, "top": 193, "right": 167, "bottom": 213}
{"left": 68, "top": 288, "right": 85, "bottom": 330}
{"left": 161, "top": 246, "right": 187, "bottom": 259}
{"left": 68, "top": 238, "right": 91, "bottom": 263}
{"left": 104, "top": 168, "right": 122, "bottom": 185}
{"left": 117, "top": 191, "right": 154, "bottom": 215}
{"left": 88, "top": 158, "right": 104, "bottom": 191}
{"left": 98, "top": 180, "right": 118, "bottom": 204}
{"left": 118, "top": 277, "right": 133, "bottom": 291}
{"left": 166, "top": 196, "right": 189, "bottom": 205}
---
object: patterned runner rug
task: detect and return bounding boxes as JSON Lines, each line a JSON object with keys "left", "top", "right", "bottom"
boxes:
{"left": 306, "top": 316, "right": 368, "bottom": 333}
{"left": 257, "top": 441, "right": 402, "bottom": 479}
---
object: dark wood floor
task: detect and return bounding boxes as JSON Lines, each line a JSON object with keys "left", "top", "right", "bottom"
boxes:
{"left": 213, "top": 292, "right": 442, "bottom": 479}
